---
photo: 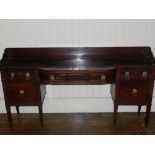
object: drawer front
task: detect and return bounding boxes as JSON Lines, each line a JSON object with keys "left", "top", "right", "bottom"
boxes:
{"left": 1, "top": 69, "right": 39, "bottom": 82}
{"left": 119, "top": 83, "right": 148, "bottom": 105}
{"left": 7, "top": 82, "right": 39, "bottom": 105}
{"left": 119, "top": 69, "right": 152, "bottom": 81}
{"left": 39, "top": 70, "right": 115, "bottom": 84}
{"left": 89, "top": 72, "right": 114, "bottom": 83}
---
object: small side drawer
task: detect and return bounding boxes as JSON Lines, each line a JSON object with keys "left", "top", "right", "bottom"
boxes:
{"left": 1, "top": 68, "right": 39, "bottom": 82}
{"left": 119, "top": 83, "right": 148, "bottom": 105}
{"left": 119, "top": 68, "right": 152, "bottom": 81}
{"left": 7, "top": 82, "right": 39, "bottom": 106}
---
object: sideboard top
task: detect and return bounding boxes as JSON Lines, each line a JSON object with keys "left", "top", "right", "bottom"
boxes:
{"left": 0, "top": 46, "right": 154, "bottom": 69}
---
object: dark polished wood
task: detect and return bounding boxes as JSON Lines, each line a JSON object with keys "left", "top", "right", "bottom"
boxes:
{"left": 0, "top": 46, "right": 155, "bottom": 127}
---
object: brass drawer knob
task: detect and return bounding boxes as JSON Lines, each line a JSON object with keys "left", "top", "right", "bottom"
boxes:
{"left": 125, "top": 72, "right": 130, "bottom": 79}
{"left": 20, "top": 89, "right": 25, "bottom": 95}
{"left": 101, "top": 75, "right": 106, "bottom": 81}
{"left": 49, "top": 75, "right": 55, "bottom": 81}
{"left": 25, "top": 72, "right": 31, "bottom": 80}
{"left": 143, "top": 71, "right": 148, "bottom": 79}
{"left": 10, "top": 72, "right": 15, "bottom": 80}
{"left": 132, "top": 89, "right": 138, "bottom": 96}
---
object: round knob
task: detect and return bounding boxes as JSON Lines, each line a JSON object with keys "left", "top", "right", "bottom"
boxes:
{"left": 101, "top": 75, "right": 106, "bottom": 81}
{"left": 132, "top": 89, "right": 138, "bottom": 96}
{"left": 25, "top": 72, "right": 31, "bottom": 80}
{"left": 143, "top": 71, "right": 148, "bottom": 78}
{"left": 10, "top": 72, "right": 15, "bottom": 80}
{"left": 19, "top": 89, "right": 25, "bottom": 95}
{"left": 49, "top": 75, "right": 55, "bottom": 81}
{"left": 125, "top": 72, "right": 130, "bottom": 79}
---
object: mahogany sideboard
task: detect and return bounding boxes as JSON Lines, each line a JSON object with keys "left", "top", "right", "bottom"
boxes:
{"left": 0, "top": 47, "right": 155, "bottom": 127}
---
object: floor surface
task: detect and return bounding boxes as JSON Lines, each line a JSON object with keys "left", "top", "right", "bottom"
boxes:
{"left": 1, "top": 112, "right": 155, "bottom": 135}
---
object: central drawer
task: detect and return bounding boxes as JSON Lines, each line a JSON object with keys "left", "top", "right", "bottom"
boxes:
{"left": 39, "top": 69, "right": 115, "bottom": 84}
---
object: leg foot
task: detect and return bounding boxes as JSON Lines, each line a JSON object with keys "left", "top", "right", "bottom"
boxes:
{"left": 113, "top": 104, "right": 118, "bottom": 127}
{"left": 38, "top": 105, "right": 43, "bottom": 127}
{"left": 16, "top": 106, "right": 20, "bottom": 115}
{"left": 138, "top": 105, "right": 141, "bottom": 115}
{"left": 145, "top": 104, "right": 151, "bottom": 127}
{"left": 6, "top": 106, "right": 12, "bottom": 128}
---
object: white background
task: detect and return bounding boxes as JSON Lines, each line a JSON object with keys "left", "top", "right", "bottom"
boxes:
{"left": 0, "top": 19, "right": 155, "bottom": 113}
